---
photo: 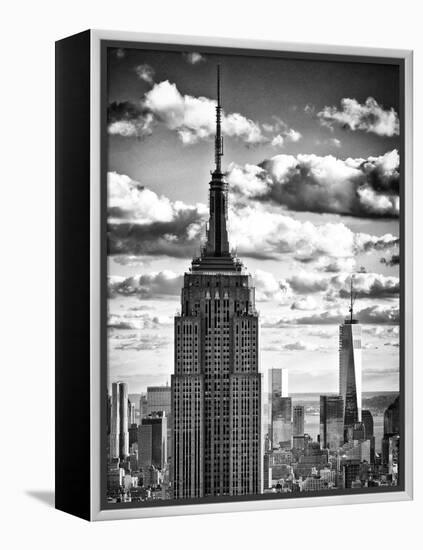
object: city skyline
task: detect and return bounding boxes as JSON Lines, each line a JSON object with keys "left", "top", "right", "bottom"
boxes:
{"left": 107, "top": 47, "right": 400, "bottom": 396}
{"left": 106, "top": 46, "right": 401, "bottom": 503}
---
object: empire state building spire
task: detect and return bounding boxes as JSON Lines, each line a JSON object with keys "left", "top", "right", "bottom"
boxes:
{"left": 214, "top": 64, "right": 223, "bottom": 175}
{"left": 191, "top": 65, "right": 241, "bottom": 272}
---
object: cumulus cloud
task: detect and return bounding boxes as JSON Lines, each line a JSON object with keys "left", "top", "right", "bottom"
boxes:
{"left": 107, "top": 172, "right": 399, "bottom": 262}
{"left": 317, "top": 97, "right": 399, "bottom": 136}
{"left": 140, "top": 80, "right": 267, "bottom": 145}
{"left": 108, "top": 271, "right": 183, "bottom": 299}
{"left": 183, "top": 52, "right": 206, "bottom": 65}
{"left": 227, "top": 149, "right": 400, "bottom": 218}
{"left": 265, "top": 304, "right": 399, "bottom": 326}
{"left": 113, "top": 334, "right": 170, "bottom": 351}
{"left": 108, "top": 101, "right": 155, "bottom": 138}
{"left": 253, "top": 270, "right": 292, "bottom": 303}
{"left": 134, "top": 63, "right": 155, "bottom": 84}
{"left": 381, "top": 254, "right": 400, "bottom": 267}
{"left": 286, "top": 271, "right": 399, "bottom": 299}
{"left": 290, "top": 296, "right": 318, "bottom": 311}
{"left": 108, "top": 172, "right": 207, "bottom": 257}
{"left": 107, "top": 80, "right": 300, "bottom": 146}
{"left": 108, "top": 312, "right": 171, "bottom": 330}
{"left": 279, "top": 341, "right": 329, "bottom": 352}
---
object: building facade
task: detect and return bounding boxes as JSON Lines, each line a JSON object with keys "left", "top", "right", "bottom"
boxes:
{"left": 320, "top": 395, "right": 344, "bottom": 451}
{"left": 293, "top": 405, "right": 305, "bottom": 437}
{"left": 138, "top": 412, "right": 167, "bottom": 472}
{"left": 171, "top": 67, "right": 262, "bottom": 499}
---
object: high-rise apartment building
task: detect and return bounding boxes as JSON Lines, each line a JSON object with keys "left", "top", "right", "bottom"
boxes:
{"left": 320, "top": 395, "right": 344, "bottom": 450}
{"left": 109, "top": 381, "right": 129, "bottom": 459}
{"left": 171, "top": 66, "right": 262, "bottom": 499}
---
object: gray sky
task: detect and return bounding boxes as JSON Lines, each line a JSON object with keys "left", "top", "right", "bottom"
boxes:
{"left": 106, "top": 45, "right": 400, "bottom": 394}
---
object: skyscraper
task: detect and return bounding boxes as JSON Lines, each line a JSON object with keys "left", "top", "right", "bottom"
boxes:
{"left": 139, "top": 394, "right": 148, "bottom": 423}
{"left": 361, "top": 409, "right": 374, "bottom": 439}
{"left": 109, "top": 381, "right": 129, "bottom": 459}
{"left": 320, "top": 395, "right": 344, "bottom": 450}
{"left": 146, "top": 385, "right": 171, "bottom": 416}
{"left": 171, "top": 66, "right": 262, "bottom": 499}
{"left": 269, "top": 368, "right": 288, "bottom": 447}
{"left": 138, "top": 412, "right": 167, "bottom": 471}
{"left": 339, "top": 277, "right": 362, "bottom": 436}
{"left": 293, "top": 405, "right": 305, "bottom": 437}
{"left": 147, "top": 384, "right": 172, "bottom": 462}
{"left": 272, "top": 397, "right": 292, "bottom": 449}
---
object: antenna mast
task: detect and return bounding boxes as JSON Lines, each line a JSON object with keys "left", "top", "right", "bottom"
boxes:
{"left": 349, "top": 274, "right": 356, "bottom": 322}
{"left": 215, "top": 64, "right": 223, "bottom": 174}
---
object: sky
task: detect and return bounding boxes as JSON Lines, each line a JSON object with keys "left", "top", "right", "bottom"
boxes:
{"left": 106, "top": 45, "right": 400, "bottom": 395}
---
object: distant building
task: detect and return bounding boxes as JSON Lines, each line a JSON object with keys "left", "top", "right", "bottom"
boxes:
{"left": 128, "top": 423, "right": 138, "bottom": 447}
{"left": 107, "top": 465, "right": 125, "bottom": 491}
{"left": 109, "top": 381, "right": 129, "bottom": 459}
{"left": 361, "top": 409, "right": 374, "bottom": 439}
{"left": 269, "top": 368, "right": 288, "bottom": 448}
{"left": 147, "top": 385, "right": 171, "bottom": 416}
{"left": 320, "top": 395, "right": 344, "bottom": 450}
{"left": 129, "top": 401, "right": 136, "bottom": 425}
{"left": 263, "top": 451, "right": 272, "bottom": 490}
{"left": 343, "top": 461, "right": 361, "bottom": 489}
{"left": 293, "top": 405, "right": 305, "bottom": 437}
{"left": 138, "top": 412, "right": 167, "bottom": 472}
{"left": 384, "top": 396, "right": 400, "bottom": 436}
{"left": 339, "top": 278, "right": 362, "bottom": 436}
{"left": 382, "top": 397, "right": 400, "bottom": 470}
{"left": 147, "top": 385, "right": 172, "bottom": 461}
{"left": 139, "top": 394, "right": 148, "bottom": 422}
{"left": 272, "top": 396, "right": 292, "bottom": 448}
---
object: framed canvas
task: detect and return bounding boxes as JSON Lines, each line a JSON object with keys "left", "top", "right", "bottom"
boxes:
{"left": 55, "top": 29, "right": 413, "bottom": 521}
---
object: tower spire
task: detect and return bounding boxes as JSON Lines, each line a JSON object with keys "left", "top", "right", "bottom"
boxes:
{"left": 349, "top": 274, "right": 356, "bottom": 322}
{"left": 215, "top": 64, "right": 223, "bottom": 174}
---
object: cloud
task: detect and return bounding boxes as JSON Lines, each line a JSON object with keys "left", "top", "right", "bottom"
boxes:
{"left": 114, "top": 48, "right": 126, "bottom": 59}
{"left": 265, "top": 303, "right": 399, "bottom": 326}
{"left": 381, "top": 254, "right": 400, "bottom": 267}
{"left": 290, "top": 296, "right": 318, "bottom": 311}
{"left": 363, "top": 326, "right": 399, "bottom": 338}
{"left": 134, "top": 63, "right": 155, "bottom": 84}
{"left": 143, "top": 80, "right": 267, "bottom": 145}
{"left": 107, "top": 172, "right": 399, "bottom": 262}
{"left": 107, "top": 80, "right": 300, "bottom": 146}
{"left": 108, "top": 312, "right": 170, "bottom": 330}
{"left": 227, "top": 149, "right": 400, "bottom": 218}
{"left": 108, "top": 271, "right": 183, "bottom": 299}
{"left": 113, "top": 334, "right": 170, "bottom": 351}
{"left": 316, "top": 97, "right": 399, "bottom": 137}
{"left": 108, "top": 172, "right": 207, "bottom": 257}
{"left": 316, "top": 137, "right": 342, "bottom": 148}
{"left": 253, "top": 270, "right": 292, "bottom": 303}
{"left": 286, "top": 271, "right": 399, "bottom": 299}
{"left": 318, "top": 257, "right": 356, "bottom": 273}
{"left": 183, "top": 52, "right": 206, "bottom": 65}
{"left": 280, "top": 341, "right": 328, "bottom": 352}
{"left": 108, "top": 101, "right": 155, "bottom": 138}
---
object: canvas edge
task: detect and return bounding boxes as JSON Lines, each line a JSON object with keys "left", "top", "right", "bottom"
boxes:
{"left": 89, "top": 29, "right": 413, "bottom": 522}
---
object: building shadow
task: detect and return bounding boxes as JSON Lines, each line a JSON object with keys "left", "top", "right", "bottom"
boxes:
{"left": 26, "top": 490, "right": 55, "bottom": 508}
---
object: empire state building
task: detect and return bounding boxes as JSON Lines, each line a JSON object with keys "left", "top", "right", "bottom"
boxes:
{"left": 171, "top": 67, "right": 262, "bottom": 499}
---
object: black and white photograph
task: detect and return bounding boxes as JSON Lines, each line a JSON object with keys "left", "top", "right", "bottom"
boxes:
{"left": 104, "top": 43, "right": 403, "bottom": 507}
